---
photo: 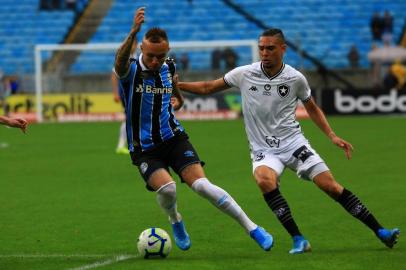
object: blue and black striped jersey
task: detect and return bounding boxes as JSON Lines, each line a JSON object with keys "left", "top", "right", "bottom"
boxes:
{"left": 118, "top": 54, "right": 184, "bottom": 152}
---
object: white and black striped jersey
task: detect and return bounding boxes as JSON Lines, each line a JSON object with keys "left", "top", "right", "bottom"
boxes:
{"left": 224, "top": 62, "right": 311, "bottom": 153}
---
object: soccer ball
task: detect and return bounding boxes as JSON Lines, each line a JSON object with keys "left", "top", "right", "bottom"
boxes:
{"left": 137, "top": 227, "right": 172, "bottom": 259}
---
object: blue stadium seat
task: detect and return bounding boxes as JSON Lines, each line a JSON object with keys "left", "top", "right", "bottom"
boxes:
{"left": 1, "top": 1, "right": 406, "bottom": 75}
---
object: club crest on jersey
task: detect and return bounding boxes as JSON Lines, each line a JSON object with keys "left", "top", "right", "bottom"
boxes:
{"left": 277, "top": 84, "right": 290, "bottom": 98}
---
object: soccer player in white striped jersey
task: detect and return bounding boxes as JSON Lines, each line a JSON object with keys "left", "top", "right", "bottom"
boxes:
{"left": 178, "top": 28, "right": 399, "bottom": 254}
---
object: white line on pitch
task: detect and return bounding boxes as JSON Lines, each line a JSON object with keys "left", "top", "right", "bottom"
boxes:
{"left": 0, "top": 254, "right": 133, "bottom": 259}
{"left": 66, "top": 255, "right": 138, "bottom": 270}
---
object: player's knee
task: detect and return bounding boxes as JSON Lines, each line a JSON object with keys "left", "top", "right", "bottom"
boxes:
{"left": 318, "top": 181, "right": 343, "bottom": 199}
{"left": 156, "top": 181, "right": 177, "bottom": 198}
{"left": 191, "top": 178, "right": 211, "bottom": 197}
{"left": 254, "top": 169, "right": 278, "bottom": 192}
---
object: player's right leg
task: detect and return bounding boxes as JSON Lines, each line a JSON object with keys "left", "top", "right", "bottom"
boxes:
{"left": 253, "top": 159, "right": 310, "bottom": 254}
{"left": 148, "top": 169, "right": 191, "bottom": 251}
{"left": 132, "top": 149, "right": 191, "bottom": 251}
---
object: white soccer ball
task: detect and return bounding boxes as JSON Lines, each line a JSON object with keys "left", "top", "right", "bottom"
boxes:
{"left": 137, "top": 227, "right": 172, "bottom": 259}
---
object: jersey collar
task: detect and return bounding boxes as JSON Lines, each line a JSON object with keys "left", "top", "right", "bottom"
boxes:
{"left": 261, "top": 62, "right": 285, "bottom": 81}
{"left": 139, "top": 53, "right": 148, "bottom": 71}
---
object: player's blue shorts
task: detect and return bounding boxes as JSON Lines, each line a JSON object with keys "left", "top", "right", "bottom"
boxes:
{"left": 130, "top": 132, "right": 204, "bottom": 191}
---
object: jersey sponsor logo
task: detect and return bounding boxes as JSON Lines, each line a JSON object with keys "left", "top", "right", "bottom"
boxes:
{"left": 135, "top": 84, "right": 173, "bottom": 94}
{"left": 249, "top": 71, "right": 262, "bottom": 78}
{"left": 279, "top": 75, "right": 296, "bottom": 81}
{"left": 140, "top": 162, "right": 148, "bottom": 174}
{"left": 249, "top": 86, "right": 258, "bottom": 92}
{"left": 254, "top": 152, "right": 265, "bottom": 161}
{"left": 263, "top": 84, "right": 272, "bottom": 96}
{"left": 292, "top": 145, "right": 314, "bottom": 162}
{"left": 277, "top": 84, "right": 290, "bottom": 98}
{"left": 265, "top": 136, "right": 280, "bottom": 148}
{"left": 184, "top": 150, "right": 195, "bottom": 157}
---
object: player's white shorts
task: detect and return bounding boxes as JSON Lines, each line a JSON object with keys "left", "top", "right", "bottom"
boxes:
{"left": 251, "top": 133, "right": 329, "bottom": 181}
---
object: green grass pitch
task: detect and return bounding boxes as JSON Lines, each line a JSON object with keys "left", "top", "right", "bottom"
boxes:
{"left": 0, "top": 116, "right": 405, "bottom": 269}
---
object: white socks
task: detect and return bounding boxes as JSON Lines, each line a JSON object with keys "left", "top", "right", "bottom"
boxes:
{"left": 191, "top": 178, "right": 257, "bottom": 233}
{"left": 117, "top": 122, "right": 127, "bottom": 149}
{"left": 156, "top": 182, "right": 181, "bottom": 223}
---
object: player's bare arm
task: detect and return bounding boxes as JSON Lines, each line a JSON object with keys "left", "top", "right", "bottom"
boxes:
{"left": 0, "top": 116, "right": 28, "bottom": 133}
{"left": 114, "top": 7, "right": 145, "bottom": 77}
{"left": 303, "top": 98, "right": 353, "bottom": 159}
{"left": 178, "top": 77, "right": 230, "bottom": 95}
{"left": 111, "top": 72, "right": 121, "bottom": 103}
{"left": 171, "top": 74, "right": 184, "bottom": 110}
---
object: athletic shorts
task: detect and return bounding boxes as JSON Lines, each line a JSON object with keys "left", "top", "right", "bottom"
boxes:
{"left": 130, "top": 132, "right": 203, "bottom": 191}
{"left": 251, "top": 133, "right": 329, "bottom": 181}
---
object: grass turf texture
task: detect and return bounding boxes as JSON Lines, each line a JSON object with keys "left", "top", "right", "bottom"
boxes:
{"left": 0, "top": 116, "right": 405, "bottom": 269}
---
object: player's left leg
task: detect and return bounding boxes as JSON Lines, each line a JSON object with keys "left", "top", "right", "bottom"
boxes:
{"left": 313, "top": 171, "right": 400, "bottom": 248}
{"left": 180, "top": 163, "right": 273, "bottom": 251}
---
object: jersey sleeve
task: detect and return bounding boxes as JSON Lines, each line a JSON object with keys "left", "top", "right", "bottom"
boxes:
{"left": 223, "top": 66, "right": 245, "bottom": 88}
{"left": 295, "top": 73, "right": 312, "bottom": 102}
{"left": 113, "top": 60, "right": 137, "bottom": 82}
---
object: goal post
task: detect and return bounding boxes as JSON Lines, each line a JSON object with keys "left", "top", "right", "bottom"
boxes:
{"left": 33, "top": 40, "right": 259, "bottom": 122}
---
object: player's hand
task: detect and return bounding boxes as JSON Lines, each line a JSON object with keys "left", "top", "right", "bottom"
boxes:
{"left": 171, "top": 74, "right": 184, "bottom": 110}
{"left": 132, "top": 7, "right": 145, "bottom": 33}
{"left": 9, "top": 118, "right": 28, "bottom": 133}
{"left": 171, "top": 97, "right": 182, "bottom": 111}
{"left": 330, "top": 134, "right": 353, "bottom": 160}
{"left": 113, "top": 94, "right": 121, "bottom": 103}
{"left": 172, "top": 74, "right": 179, "bottom": 89}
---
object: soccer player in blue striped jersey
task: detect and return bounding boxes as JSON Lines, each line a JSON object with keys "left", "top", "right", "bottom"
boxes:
{"left": 113, "top": 7, "right": 274, "bottom": 252}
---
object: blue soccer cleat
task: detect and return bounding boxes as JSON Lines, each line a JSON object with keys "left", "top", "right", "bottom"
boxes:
{"left": 377, "top": 228, "right": 400, "bottom": 248}
{"left": 250, "top": 226, "right": 274, "bottom": 251}
{"left": 289, "top": 235, "right": 311, "bottom": 254}
{"left": 171, "top": 220, "right": 191, "bottom": 250}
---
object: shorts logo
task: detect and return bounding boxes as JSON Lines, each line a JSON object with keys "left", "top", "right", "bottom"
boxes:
{"left": 265, "top": 136, "right": 280, "bottom": 148}
{"left": 184, "top": 150, "right": 195, "bottom": 157}
{"left": 277, "top": 84, "right": 290, "bottom": 98}
{"left": 140, "top": 162, "right": 148, "bottom": 174}
{"left": 255, "top": 152, "right": 265, "bottom": 161}
{"left": 292, "top": 145, "right": 314, "bottom": 162}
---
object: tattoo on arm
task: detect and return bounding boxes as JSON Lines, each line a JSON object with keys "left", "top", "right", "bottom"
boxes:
{"left": 115, "top": 29, "right": 138, "bottom": 77}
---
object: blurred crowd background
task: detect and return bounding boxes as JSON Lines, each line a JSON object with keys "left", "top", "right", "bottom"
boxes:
{"left": 0, "top": 0, "right": 405, "bottom": 119}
